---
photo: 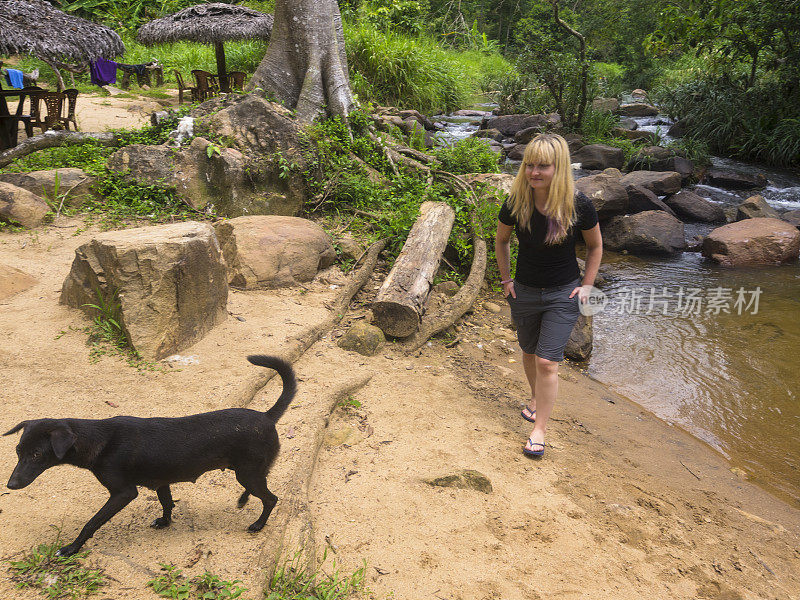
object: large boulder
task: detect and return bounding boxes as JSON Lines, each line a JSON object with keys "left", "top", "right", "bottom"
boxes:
{"left": 484, "top": 113, "right": 561, "bottom": 137}
{"left": 60, "top": 221, "right": 228, "bottom": 361}
{"left": 337, "top": 322, "right": 385, "bottom": 356}
{"left": 109, "top": 95, "right": 310, "bottom": 217}
{"left": 0, "top": 168, "right": 97, "bottom": 208}
{"left": 575, "top": 173, "right": 628, "bottom": 219}
{"left": 612, "top": 128, "right": 656, "bottom": 143}
{"left": 663, "top": 190, "right": 726, "bottom": 223}
{"left": 620, "top": 171, "right": 682, "bottom": 196}
{"left": 0, "top": 182, "right": 50, "bottom": 228}
{"left": 617, "top": 103, "right": 659, "bottom": 117}
{"left": 702, "top": 169, "right": 767, "bottom": 190}
{"left": 625, "top": 184, "right": 675, "bottom": 216}
{"left": 473, "top": 128, "right": 504, "bottom": 142}
{"left": 736, "top": 195, "right": 781, "bottom": 221}
{"left": 0, "top": 264, "right": 37, "bottom": 300}
{"left": 462, "top": 173, "right": 515, "bottom": 197}
{"left": 506, "top": 144, "right": 526, "bottom": 161}
{"left": 602, "top": 211, "right": 686, "bottom": 255}
{"left": 571, "top": 144, "right": 625, "bottom": 170}
{"left": 701, "top": 218, "right": 800, "bottom": 267}
{"left": 214, "top": 216, "right": 336, "bottom": 289}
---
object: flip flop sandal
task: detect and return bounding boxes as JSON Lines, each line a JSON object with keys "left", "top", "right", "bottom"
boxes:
{"left": 523, "top": 438, "right": 545, "bottom": 457}
{"left": 521, "top": 407, "right": 536, "bottom": 423}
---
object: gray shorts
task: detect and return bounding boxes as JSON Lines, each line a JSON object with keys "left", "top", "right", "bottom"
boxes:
{"left": 506, "top": 278, "right": 581, "bottom": 362}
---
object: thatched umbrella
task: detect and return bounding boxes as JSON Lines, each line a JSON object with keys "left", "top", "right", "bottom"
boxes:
{"left": 137, "top": 3, "right": 273, "bottom": 92}
{"left": 0, "top": 0, "right": 124, "bottom": 89}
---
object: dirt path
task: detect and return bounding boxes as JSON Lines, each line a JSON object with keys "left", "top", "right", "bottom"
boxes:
{"left": 1, "top": 219, "right": 799, "bottom": 600}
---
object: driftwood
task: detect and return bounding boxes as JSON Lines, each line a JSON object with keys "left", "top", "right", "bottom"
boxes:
{"left": 228, "top": 238, "right": 387, "bottom": 409}
{"left": 0, "top": 130, "right": 118, "bottom": 168}
{"left": 372, "top": 201, "right": 455, "bottom": 338}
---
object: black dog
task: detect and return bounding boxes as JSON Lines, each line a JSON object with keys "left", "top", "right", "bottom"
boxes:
{"left": 4, "top": 355, "right": 295, "bottom": 557}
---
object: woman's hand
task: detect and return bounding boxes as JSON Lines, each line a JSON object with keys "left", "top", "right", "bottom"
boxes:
{"left": 503, "top": 280, "right": 516, "bottom": 299}
{"left": 569, "top": 285, "right": 593, "bottom": 304}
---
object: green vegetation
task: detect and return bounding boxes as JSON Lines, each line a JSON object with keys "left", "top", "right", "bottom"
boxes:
{"left": 148, "top": 563, "right": 250, "bottom": 600}
{"left": 434, "top": 137, "right": 500, "bottom": 175}
{"left": 265, "top": 551, "right": 365, "bottom": 600}
{"left": 7, "top": 533, "right": 106, "bottom": 600}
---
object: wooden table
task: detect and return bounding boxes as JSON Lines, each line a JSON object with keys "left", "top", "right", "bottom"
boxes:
{"left": 0, "top": 89, "right": 32, "bottom": 151}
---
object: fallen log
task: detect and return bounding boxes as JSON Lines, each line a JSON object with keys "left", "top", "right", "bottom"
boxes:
{"left": 0, "top": 131, "right": 118, "bottom": 168}
{"left": 372, "top": 201, "right": 455, "bottom": 338}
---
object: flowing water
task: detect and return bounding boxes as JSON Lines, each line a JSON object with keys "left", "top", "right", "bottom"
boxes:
{"left": 434, "top": 107, "right": 800, "bottom": 506}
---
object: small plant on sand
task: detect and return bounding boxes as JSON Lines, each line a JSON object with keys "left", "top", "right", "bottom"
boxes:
{"left": 148, "top": 563, "right": 250, "bottom": 600}
{"left": 266, "top": 550, "right": 366, "bottom": 600}
{"left": 6, "top": 528, "right": 106, "bottom": 600}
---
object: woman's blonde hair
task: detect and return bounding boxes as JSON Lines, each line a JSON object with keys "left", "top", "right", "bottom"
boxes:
{"left": 507, "top": 133, "right": 576, "bottom": 244}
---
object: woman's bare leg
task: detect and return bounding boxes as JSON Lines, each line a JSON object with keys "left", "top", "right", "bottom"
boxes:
{"left": 525, "top": 355, "right": 559, "bottom": 452}
{"left": 522, "top": 351, "right": 537, "bottom": 417}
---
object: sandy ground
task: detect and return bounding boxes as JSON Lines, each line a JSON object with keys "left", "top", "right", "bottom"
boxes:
{"left": 1, "top": 218, "right": 799, "bottom": 600}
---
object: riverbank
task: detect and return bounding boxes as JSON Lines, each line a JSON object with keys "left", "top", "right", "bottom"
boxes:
{"left": 0, "top": 219, "right": 798, "bottom": 599}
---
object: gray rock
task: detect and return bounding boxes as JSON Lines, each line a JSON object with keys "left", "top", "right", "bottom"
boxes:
{"left": 703, "top": 169, "right": 767, "bottom": 190}
{"left": 571, "top": 144, "right": 625, "bottom": 170}
{"left": 337, "top": 322, "right": 385, "bottom": 356}
{"left": 592, "top": 97, "right": 620, "bottom": 113}
{"left": 617, "top": 103, "right": 659, "bottom": 117}
{"left": 618, "top": 117, "right": 638, "bottom": 130}
{"left": 625, "top": 184, "right": 675, "bottom": 216}
{"left": 619, "top": 171, "right": 682, "bottom": 196}
{"left": 668, "top": 119, "right": 688, "bottom": 137}
{"left": 507, "top": 143, "right": 527, "bottom": 161}
{"left": 564, "top": 133, "right": 585, "bottom": 153}
{"left": 0, "top": 182, "right": 50, "bottom": 228}
{"left": 575, "top": 173, "right": 628, "bottom": 219}
{"left": 736, "top": 195, "right": 780, "bottom": 221}
{"left": 484, "top": 301, "right": 501, "bottom": 314}
{"left": 336, "top": 234, "right": 362, "bottom": 262}
{"left": 514, "top": 126, "right": 545, "bottom": 145}
{"left": 781, "top": 209, "right": 800, "bottom": 230}
{"left": 60, "top": 222, "right": 228, "bottom": 361}
{"left": 602, "top": 211, "right": 686, "bottom": 255}
{"left": 473, "top": 128, "right": 504, "bottom": 142}
{"left": 215, "top": 216, "right": 336, "bottom": 289}
{"left": 565, "top": 314, "right": 592, "bottom": 361}
{"left": 0, "top": 168, "right": 96, "bottom": 208}
{"left": 424, "top": 469, "right": 492, "bottom": 494}
{"left": 612, "top": 128, "right": 655, "bottom": 143}
{"left": 702, "top": 218, "right": 800, "bottom": 266}
{"left": 664, "top": 190, "right": 726, "bottom": 223}
{"left": 485, "top": 113, "right": 561, "bottom": 137}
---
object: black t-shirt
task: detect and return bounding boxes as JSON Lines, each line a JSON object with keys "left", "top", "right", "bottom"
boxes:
{"left": 498, "top": 192, "right": 598, "bottom": 288}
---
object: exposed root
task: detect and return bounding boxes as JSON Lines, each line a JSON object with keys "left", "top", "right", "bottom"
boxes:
{"left": 228, "top": 239, "right": 387, "bottom": 409}
{"left": 0, "top": 131, "right": 118, "bottom": 168}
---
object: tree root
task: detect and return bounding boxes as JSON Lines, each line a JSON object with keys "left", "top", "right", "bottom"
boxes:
{"left": 255, "top": 373, "right": 374, "bottom": 590}
{"left": 0, "top": 131, "right": 118, "bottom": 168}
{"left": 228, "top": 239, "right": 387, "bottom": 409}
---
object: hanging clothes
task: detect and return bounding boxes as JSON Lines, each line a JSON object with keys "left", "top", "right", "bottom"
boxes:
{"left": 90, "top": 58, "right": 118, "bottom": 86}
{"left": 4, "top": 68, "right": 24, "bottom": 89}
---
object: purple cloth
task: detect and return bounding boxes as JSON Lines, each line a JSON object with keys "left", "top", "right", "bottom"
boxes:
{"left": 90, "top": 58, "right": 118, "bottom": 86}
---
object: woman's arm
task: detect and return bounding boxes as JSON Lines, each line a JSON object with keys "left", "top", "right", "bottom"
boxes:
{"left": 581, "top": 224, "right": 602, "bottom": 287}
{"left": 495, "top": 222, "right": 516, "bottom": 298}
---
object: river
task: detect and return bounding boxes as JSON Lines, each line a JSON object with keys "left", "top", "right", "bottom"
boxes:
{"left": 434, "top": 106, "right": 800, "bottom": 507}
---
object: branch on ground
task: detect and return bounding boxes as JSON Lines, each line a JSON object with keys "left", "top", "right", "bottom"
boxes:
{"left": 0, "top": 131, "right": 118, "bottom": 169}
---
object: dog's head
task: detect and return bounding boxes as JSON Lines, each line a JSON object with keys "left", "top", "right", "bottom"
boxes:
{"left": 4, "top": 420, "right": 76, "bottom": 489}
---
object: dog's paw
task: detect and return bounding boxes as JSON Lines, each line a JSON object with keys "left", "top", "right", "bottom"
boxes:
{"left": 247, "top": 521, "right": 265, "bottom": 533}
{"left": 150, "top": 517, "right": 172, "bottom": 529}
{"left": 56, "top": 544, "right": 80, "bottom": 557}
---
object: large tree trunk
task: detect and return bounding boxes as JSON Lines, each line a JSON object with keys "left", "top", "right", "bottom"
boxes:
{"left": 371, "top": 201, "right": 455, "bottom": 338}
{"left": 248, "top": 0, "right": 354, "bottom": 123}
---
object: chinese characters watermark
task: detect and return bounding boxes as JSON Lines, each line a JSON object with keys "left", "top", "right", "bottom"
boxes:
{"left": 579, "top": 286, "right": 762, "bottom": 317}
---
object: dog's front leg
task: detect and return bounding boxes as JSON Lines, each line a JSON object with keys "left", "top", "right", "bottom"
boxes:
{"left": 151, "top": 485, "right": 174, "bottom": 529}
{"left": 57, "top": 486, "right": 139, "bottom": 557}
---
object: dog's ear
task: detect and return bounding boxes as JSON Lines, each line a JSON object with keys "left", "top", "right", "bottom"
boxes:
{"left": 49, "top": 426, "right": 76, "bottom": 460}
{"left": 3, "top": 421, "right": 29, "bottom": 436}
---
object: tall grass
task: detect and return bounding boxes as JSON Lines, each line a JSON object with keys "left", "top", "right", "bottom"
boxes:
{"left": 345, "top": 22, "right": 509, "bottom": 114}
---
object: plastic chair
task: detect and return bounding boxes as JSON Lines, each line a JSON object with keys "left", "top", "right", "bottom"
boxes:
{"left": 227, "top": 71, "right": 246, "bottom": 91}
{"left": 61, "top": 89, "right": 79, "bottom": 130}
{"left": 40, "top": 92, "right": 64, "bottom": 131}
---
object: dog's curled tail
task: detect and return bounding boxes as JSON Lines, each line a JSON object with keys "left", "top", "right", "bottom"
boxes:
{"left": 247, "top": 355, "right": 297, "bottom": 422}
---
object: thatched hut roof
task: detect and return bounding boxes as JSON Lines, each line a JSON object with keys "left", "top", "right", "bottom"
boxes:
{"left": 0, "top": 0, "right": 124, "bottom": 63}
{"left": 136, "top": 3, "right": 273, "bottom": 45}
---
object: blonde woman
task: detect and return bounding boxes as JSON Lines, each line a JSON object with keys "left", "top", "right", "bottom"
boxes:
{"left": 495, "top": 133, "right": 602, "bottom": 457}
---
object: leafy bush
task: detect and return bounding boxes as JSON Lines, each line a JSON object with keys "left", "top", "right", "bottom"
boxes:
{"left": 434, "top": 138, "right": 500, "bottom": 175}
